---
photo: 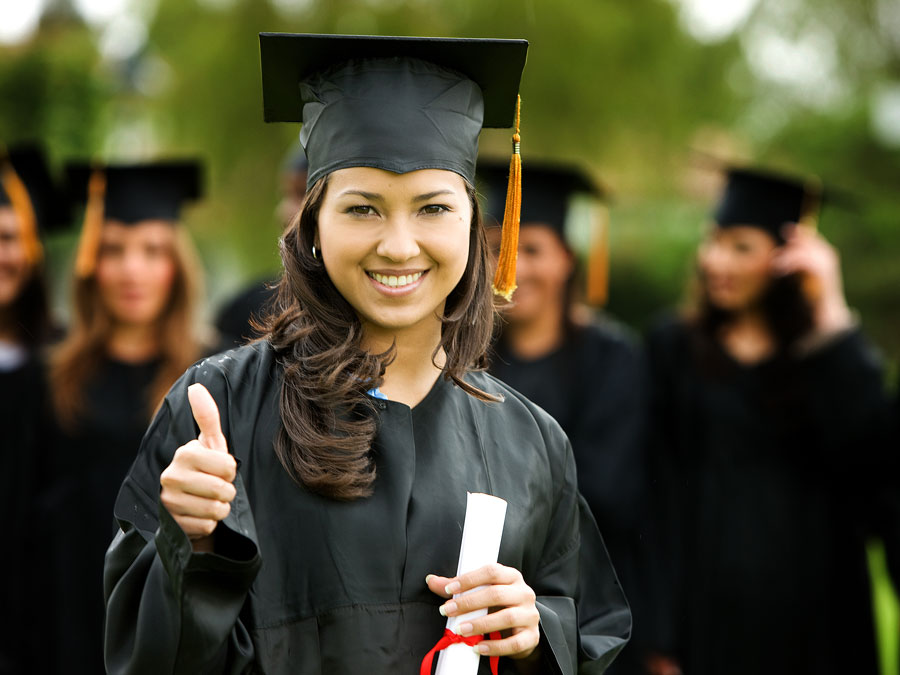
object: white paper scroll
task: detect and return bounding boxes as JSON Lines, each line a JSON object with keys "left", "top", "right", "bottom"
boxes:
{"left": 435, "top": 492, "right": 508, "bottom": 675}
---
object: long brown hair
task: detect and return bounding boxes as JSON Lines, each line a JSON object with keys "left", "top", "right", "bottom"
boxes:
{"left": 51, "top": 226, "right": 205, "bottom": 428}
{"left": 266, "top": 175, "right": 498, "bottom": 500}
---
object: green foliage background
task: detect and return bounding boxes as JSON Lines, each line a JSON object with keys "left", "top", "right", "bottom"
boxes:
{"left": 2, "top": 0, "right": 898, "bottom": 356}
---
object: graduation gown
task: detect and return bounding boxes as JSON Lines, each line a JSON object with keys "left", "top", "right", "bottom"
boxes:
{"left": 0, "top": 351, "right": 51, "bottom": 675}
{"left": 489, "top": 322, "right": 649, "bottom": 672}
{"left": 645, "top": 316, "right": 891, "bottom": 675}
{"left": 42, "top": 356, "right": 162, "bottom": 675}
{"left": 104, "top": 341, "right": 631, "bottom": 674}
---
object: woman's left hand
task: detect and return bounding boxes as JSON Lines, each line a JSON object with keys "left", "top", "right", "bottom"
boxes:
{"left": 770, "top": 224, "right": 853, "bottom": 333}
{"left": 426, "top": 563, "right": 541, "bottom": 661}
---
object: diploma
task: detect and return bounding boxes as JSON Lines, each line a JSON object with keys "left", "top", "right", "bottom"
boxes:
{"left": 435, "top": 492, "right": 508, "bottom": 675}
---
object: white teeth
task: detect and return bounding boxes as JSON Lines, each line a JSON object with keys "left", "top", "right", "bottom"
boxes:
{"left": 369, "top": 271, "right": 423, "bottom": 288}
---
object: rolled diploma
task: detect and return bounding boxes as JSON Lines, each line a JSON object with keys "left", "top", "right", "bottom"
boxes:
{"left": 435, "top": 492, "right": 508, "bottom": 675}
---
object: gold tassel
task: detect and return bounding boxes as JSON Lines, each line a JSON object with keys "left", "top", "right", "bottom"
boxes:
{"left": 74, "top": 168, "right": 107, "bottom": 278}
{"left": 491, "top": 95, "right": 522, "bottom": 301}
{"left": 586, "top": 202, "right": 609, "bottom": 306}
{"left": 1, "top": 162, "right": 43, "bottom": 267}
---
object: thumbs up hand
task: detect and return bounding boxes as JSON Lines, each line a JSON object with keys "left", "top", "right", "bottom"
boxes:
{"left": 160, "top": 384, "right": 238, "bottom": 552}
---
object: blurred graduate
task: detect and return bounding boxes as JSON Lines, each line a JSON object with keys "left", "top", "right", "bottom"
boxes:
{"left": 0, "top": 143, "right": 69, "bottom": 674}
{"left": 643, "top": 166, "right": 892, "bottom": 675}
{"left": 43, "top": 160, "right": 207, "bottom": 673}
{"left": 214, "top": 147, "right": 308, "bottom": 349}
{"left": 481, "top": 162, "right": 649, "bottom": 673}
{"left": 103, "top": 33, "right": 631, "bottom": 673}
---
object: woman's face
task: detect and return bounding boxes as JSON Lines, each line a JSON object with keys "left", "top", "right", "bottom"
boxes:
{"left": 487, "top": 223, "right": 573, "bottom": 323}
{"left": 0, "top": 206, "right": 33, "bottom": 309}
{"left": 95, "top": 220, "right": 178, "bottom": 327}
{"left": 317, "top": 167, "right": 471, "bottom": 336}
{"left": 697, "top": 225, "right": 778, "bottom": 312}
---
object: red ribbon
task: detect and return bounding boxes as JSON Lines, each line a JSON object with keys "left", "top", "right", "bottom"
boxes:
{"left": 420, "top": 628, "right": 502, "bottom": 675}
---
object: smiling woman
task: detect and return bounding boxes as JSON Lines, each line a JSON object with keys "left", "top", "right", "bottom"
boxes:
{"left": 103, "top": 33, "right": 631, "bottom": 675}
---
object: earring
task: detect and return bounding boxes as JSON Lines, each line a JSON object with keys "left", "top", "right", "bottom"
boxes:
{"left": 311, "top": 244, "right": 318, "bottom": 259}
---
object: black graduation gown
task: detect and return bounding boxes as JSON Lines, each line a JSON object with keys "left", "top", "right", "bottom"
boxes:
{"left": 489, "top": 322, "right": 649, "bottom": 672}
{"left": 104, "top": 341, "right": 631, "bottom": 674}
{"left": 645, "top": 317, "right": 891, "bottom": 675}
{"left": 0, "top": 353, "right": 51, "bottom": 675}
{"left": 42, "top": 357, "right": 161, "bottom": 675}
{"left": 214, "top": 279, "right": 276, "bottom": 350}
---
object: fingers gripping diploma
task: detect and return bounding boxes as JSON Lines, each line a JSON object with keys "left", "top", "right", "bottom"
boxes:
{"left": 426, "top": 566, "right": 541, "bottom": 661}
{"left": 160, "top": 383, "right": 237, "bottom": 552}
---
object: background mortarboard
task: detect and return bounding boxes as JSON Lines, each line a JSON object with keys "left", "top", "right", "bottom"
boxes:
{"left": 478, "top": 161, "right": 604, "bottom": 235}
{"left": 0, "top": 143, "right": 70, "bottom": 235}
{"left": 478, "top": 160, "right": 611, "bottom": 305}
{"left": 65, "top": 160, "right": 203, "bottom": 225}
{"left": 714, "top": 166, "right": 822, "bottom": 241}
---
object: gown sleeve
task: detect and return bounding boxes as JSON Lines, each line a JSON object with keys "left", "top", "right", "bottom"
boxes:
{"left": 103, "top": 363, "right": 263, "bottom": 675}
{"left": 529, "top": 426, "right": 632, "bottom": 675}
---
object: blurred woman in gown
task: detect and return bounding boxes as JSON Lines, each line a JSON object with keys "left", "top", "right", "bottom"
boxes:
{"left": 43, "top": 161, "right": 207, "bottom": 674}
{"left": 481, "top": 162, "right": 649, "bottom": 673}
{"left": 645, "top": 166, "right": 891, "bottom": 675}
{"left": 0, "top": 144, "right": 68, "bottom": 674}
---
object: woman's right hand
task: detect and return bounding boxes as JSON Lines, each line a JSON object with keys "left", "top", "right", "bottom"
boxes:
{"left": 160, "top": 383, "right": 237, "bottom": 552}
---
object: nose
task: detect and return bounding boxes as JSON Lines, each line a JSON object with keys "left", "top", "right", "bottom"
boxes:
{"left": 375, "top": 216, "right": 420, "bottom": 262}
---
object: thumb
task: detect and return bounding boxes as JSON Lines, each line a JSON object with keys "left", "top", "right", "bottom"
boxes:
{"left": 188, "top": 383, "right": 227, "bottom": 452}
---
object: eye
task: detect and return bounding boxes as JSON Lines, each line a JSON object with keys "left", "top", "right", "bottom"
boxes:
{"left": 346, "top": 205, "right": 378, "bottom": 217}
{"left": 733, "top": 241, "right": 754, "bottom": 254}
{"left": 420, "top": 204, "right": 450, "bottom": 216}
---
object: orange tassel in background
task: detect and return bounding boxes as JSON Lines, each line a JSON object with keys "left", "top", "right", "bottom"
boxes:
{"left": 74, "top": 168, "right": 107, "bottom": 278}
{"left": 0, "top": 161, "right": 42, "bottom": 267}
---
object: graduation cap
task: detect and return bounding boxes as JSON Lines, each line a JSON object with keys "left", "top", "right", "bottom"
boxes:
{"left": 65, "top": 160, "right": 203, "bottom": 277}
{"left": 258, "top": 32, "right": 528, "bottom": 300}
{"left": 0, "top": 144, "right": 70, "bottom": 266}
{"left": 478, "top": 161, "right": 611, "bottom": 305}
{"left": 714, "top": 166, "right": 822, "bottom": 242}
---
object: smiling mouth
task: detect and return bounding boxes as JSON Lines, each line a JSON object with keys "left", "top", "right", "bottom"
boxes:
{"left": 366, "top": 271, "right": 425, "bottom": 288}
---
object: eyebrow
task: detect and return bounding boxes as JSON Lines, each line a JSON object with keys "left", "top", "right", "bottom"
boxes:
{"left": 336, "top": 189, "right": 457, "bottom": 202}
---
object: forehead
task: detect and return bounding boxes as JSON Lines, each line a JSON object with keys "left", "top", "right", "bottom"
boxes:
{"left": 709, "top": 224, "right": 778, "bottom": 246}
{"left": 325, "top": 166, "right": 468, "bottom": 197}
{"left": 101, "top": 219, "right": 177, "bottom": 240}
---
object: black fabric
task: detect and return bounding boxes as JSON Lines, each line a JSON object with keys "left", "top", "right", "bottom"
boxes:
{"left": 213, "top": 279, "right": 276, "bottom": 350}
{"left": 40, "top": 357, "right": 161, "bottom": 675}
{"left": 644, "top": 316, "right": 892, "bottom": 675}
{"left": 104, "top": 341, "right": 631, "bottom": 673}
{"left": 259, "top": 34, "right": 528, "bottom": 186}
{"left": 0, "top": 355, "right": 53, "bottom": 675}
{"left": 490, "top": 321, "right": 650, "bottom": 674}
{"left": 0, "top": 144, "right": 70, "bottom": 232}
{"left": 65, "top": 161, "right": 202, "bottom": 224}
{"left": 714, "top": 167, "right": 815, "bottom": 240}
{"left": 479, "top": 162, "right": 601, "bottom": 234}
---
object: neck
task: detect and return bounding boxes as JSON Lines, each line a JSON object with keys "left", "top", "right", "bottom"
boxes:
{"left": 504, "top": 300, "right": 566, "bottom": 360}
{"left": 362, "top": 317, "right": 444, "bottom": 408}
{"left": 718, "top": 305, "right": 775, "bottom": 364}
{"left": 107, "top": 322, "right": 161, "bottom": 363}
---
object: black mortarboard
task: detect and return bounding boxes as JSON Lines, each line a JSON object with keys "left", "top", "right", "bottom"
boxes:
{"left": 0, "top": 144, "right": 70, "bottom": 233}
{"left": 714, "top": 167, "right": 822, "bottom": 241}
{"left": 259, "top": 33, "right": 528, "bottom": 187}
{"left": 65, "top": 160, "right": 203, "bottom": 224}
{"left": 65, "top": 160, "right": 203, "bottom": 278}
{"left": 479, "top": 162, "right": 603, "bottom": 235}
{"left": 259, "top": 32, "right": 529, "bottom": 300}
